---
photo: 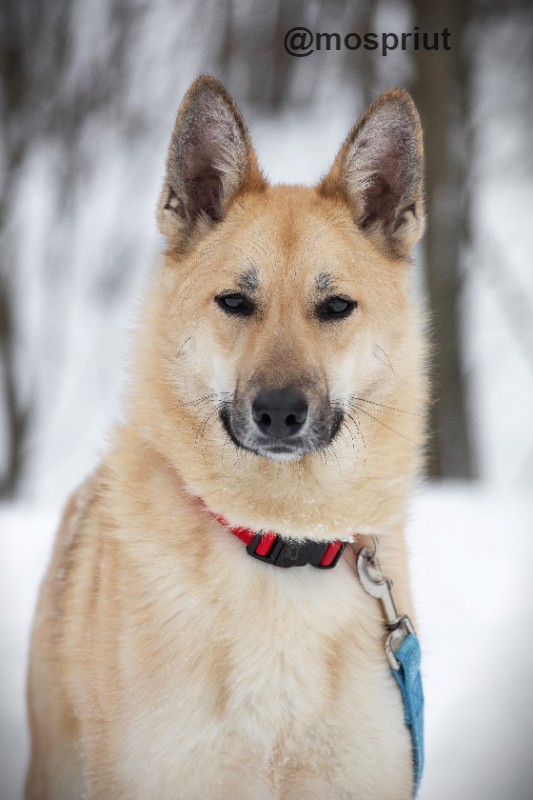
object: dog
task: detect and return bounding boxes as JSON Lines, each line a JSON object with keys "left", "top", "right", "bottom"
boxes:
{"left": 26, "top": 75, "right": 427, "bottom": 800}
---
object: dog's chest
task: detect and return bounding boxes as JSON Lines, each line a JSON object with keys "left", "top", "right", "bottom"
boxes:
{"left": 138, "top": 550, "right": 385, "bottom": 733}
{"left": 112, "top": 537, "right": 411, "bottom": 798}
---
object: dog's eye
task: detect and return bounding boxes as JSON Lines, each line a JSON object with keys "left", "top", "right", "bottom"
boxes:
{"left": 317, "top": 296, "right": 357, "bottom": 321}
{"left": 215, "top": 293, "right": 255, "bottom": 317}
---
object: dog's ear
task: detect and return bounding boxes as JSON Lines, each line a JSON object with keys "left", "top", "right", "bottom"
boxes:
{"left": 318, "top": 90, "right": 424, "bottom": 258}
{"left": 158, "top": 75, "right": 265, "bottom": 244}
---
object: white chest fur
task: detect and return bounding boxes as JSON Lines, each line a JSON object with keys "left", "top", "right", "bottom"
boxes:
{"left": 107, "top": 529, "right": 412, "bottom": 799}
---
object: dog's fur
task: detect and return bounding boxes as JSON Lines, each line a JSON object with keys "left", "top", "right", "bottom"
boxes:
{"left": 26, "top": 76, "right": 427, "bottom": 800}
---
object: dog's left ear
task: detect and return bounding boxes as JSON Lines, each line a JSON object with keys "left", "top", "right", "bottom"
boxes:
{"left": 318, "top": 89, "right": 425, "bottom": 258}
{"left": 158, "top": 75, "right": 265, "bottom": 245}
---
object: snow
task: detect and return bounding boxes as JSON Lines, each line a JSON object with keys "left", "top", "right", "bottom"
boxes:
{"left": 0, "top": 506, "right": 60, "bottom": 800}
{"left": 1, "top": 483, "right": 532, "bottom": 800}
{"left": 410, "top": 484, "right": 533, "bottom": 800}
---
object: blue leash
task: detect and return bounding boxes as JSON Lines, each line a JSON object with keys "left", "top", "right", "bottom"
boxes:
{"left": 392, "top": 632, "right": 424, "bottom": 794}
{"left": 356, "top": 537, "right": 424, "bottom": 796}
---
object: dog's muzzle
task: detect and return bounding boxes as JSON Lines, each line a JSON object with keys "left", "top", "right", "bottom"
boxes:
{"left": 219, "top": 386, "right": 343, "bottom": 461}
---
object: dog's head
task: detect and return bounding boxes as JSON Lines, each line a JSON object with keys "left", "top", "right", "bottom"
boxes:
{"left": 135, "top": 77, "right": 426, "bottom": 527}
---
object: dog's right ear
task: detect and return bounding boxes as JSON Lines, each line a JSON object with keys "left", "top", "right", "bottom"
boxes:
{"left": 158, "top": 76, "right": 265, "bottom": 246}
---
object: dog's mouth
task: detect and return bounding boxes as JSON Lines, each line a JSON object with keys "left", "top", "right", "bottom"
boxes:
{"left": 219, "top": 397, "right": 343, "bottom": 462}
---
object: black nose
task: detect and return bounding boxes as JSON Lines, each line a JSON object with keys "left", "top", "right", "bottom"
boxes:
{"left": 252, "top": 389, "right": 308, "bottom": 439}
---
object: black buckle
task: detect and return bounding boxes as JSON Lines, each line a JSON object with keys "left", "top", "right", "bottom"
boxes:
{"left": 246, "top": 534, "right": 345, "bottom": 569}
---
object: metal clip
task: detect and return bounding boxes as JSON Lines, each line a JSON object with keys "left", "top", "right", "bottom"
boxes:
{"left": 356, "top": 535, "right": 415, "bottom": 670}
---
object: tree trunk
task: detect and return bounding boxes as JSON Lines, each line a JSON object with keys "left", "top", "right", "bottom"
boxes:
{"left": 412, "top": 0, "right": 475, "bottom": 478}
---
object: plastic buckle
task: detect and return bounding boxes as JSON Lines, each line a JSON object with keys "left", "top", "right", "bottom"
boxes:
{"left": 246, "top": 534, "right": 345, "bottom": 569}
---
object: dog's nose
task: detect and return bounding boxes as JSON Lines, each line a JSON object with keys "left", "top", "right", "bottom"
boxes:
{"left": 252, "top": 389, "right": 308, "bottom": 439}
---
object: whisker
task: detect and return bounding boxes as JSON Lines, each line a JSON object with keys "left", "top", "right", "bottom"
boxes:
{"left": 373, "top": 344, "right": 404, "bottom": 385}
{"left": 176, "top": 391, "right": 232, "bottom": 410}
{"left": 191, "top": 398, "right": 226, "bottom": 427}
{"left": 352, "top": 397, "right": 424, "bottom": 419}
{"left": 343, "top": 411, "right": 366, "bottom": 448}
{"left": 176, "top": 336, "right": 192, "bottom": 359}
{"left": 234, "top": 449, "right": 246, "bottom": 468}
{"left": 231, "top": 440, "right": 248, "bottom": 468}
{"left": 339, "top": 421, "right": 362, "bottom": 469}
{"left": 352, "top": 403, "right": 417, "bottom": 445}
{"left": 329, "top": 439, "right": 341, "bottom": 470}
{"left": 194, "top": 404, "right": 224, "bottom": 449}
{"left": 317, "top": 449, "right": 327, "bottom": 467}
{"left": 330, "top": 402, "right": 366, "bottom": 450}
{"left": 339, "top": 419, "right": 357, "bottom": 454}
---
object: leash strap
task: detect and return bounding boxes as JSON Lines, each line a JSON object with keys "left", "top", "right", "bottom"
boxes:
{"left": 391, "top": 632, "right": 424, "bottom": 794}
{"left": 355, "top": 536, "right": 424, "bottom": 796}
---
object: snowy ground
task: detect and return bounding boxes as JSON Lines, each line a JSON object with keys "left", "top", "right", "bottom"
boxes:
{"left": 1, "top": 483, "right": 532, "bottom": 800}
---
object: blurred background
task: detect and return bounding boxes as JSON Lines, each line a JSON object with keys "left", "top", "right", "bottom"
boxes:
{"left": 1, "top": 1, "right": 533, "bottom": 799}
{"left": 1, "top": 0, "right": 533, "bottom": 499}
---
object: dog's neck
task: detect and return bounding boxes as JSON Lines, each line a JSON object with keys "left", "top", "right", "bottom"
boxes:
{"left": 207, "top": 502, "right": 348, "bottom": 568}
{"left": 126, "top": 422, "right": 415, "bottom": 542}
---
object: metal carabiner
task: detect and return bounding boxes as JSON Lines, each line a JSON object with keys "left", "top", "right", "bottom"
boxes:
{"left": 356, "top": 535, "right": 415, "bottom": 670}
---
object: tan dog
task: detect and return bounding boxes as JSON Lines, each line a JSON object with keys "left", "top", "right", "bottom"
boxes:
{"left": 26, "top": 76, "right": 427, "bottom": 800}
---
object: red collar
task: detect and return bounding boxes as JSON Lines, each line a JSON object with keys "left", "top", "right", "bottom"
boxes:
{"left": 210, "top": 509, "right": 346, "bottom": 569}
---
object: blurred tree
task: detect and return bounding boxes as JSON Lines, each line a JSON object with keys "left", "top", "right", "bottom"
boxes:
{"left": 411, "top": 0, "right": 475, "bottom": 478}
{"left": 0, "top": 0, "right": 62, "bottom": 495}
{"left": 0, "top": 0, "right": 134, "bottom": 497}
{"left": 217, "top": 0, "right": 375, "bottom": 111}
